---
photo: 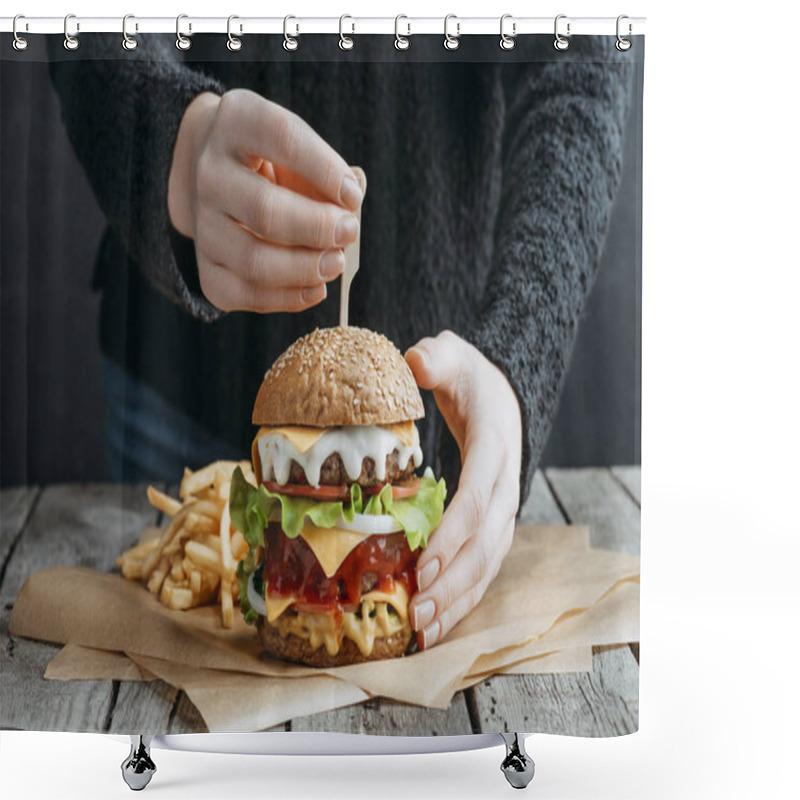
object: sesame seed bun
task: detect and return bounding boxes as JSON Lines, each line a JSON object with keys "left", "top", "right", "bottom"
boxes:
{"left": 252, "top": 326, "right": 425, "bottom": 427}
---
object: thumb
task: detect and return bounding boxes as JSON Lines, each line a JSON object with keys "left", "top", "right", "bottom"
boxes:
{"left": 405, "top": 331, "right": 467, "bottom": 391}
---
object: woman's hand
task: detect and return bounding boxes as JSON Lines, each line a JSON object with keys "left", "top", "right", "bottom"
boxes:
{"left": 167, "top": 90, "right": 363, "bottom": 313}
{"left": 405, "top": 331, "right": 522, "bottom": 650}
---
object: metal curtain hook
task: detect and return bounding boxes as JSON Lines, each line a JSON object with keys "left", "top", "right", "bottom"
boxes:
{"left": 176, "top": 14, "right": 191, "bottom": 50}
{"left": 500, "top": 14, "right": 516, "bottom": 50}
{"left": 122, "top": 14, "right": 138, "bottom": 51}
{"left": 63, "top": 13, "right": 79, "bottom": 51}
{"left": 339, "top": 14, "right": 355, "bottom": 50}
{"left": 616, "top": 14, "right": 632, "bottom": 51}
{"left": 283, "top": 15, "right": 299, "bottom": 51}
{"left": 444, "top": 14, "right": 460, "bottom": 51}
{"left": 227, "top": 15, "right": 242, "bottom": 51}
{"left": 394, "top": 14, "right": 410, "bottom": 50}
{"left": 554, "top": 14, "right": 570, "bottom": 51}
{"left": 12, "top": 14, "right": 28, "bottom": 51}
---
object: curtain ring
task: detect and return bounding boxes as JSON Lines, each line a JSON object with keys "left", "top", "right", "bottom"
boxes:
{"left": 616, "top": 15, "right": 632, "bottom": 51}
{"left": 63, "top": 13, "right": 79, "bottom": 51}
{"left": 339, "top": 14, "right": 355, "bottom": 50}
{"left": 176, "top": 14, "right": 192, "bottom": 50}
{"left": 499, "top": 14, "right": 516, "bottom": 50}
{"left": 443, "top": 14, "right": 460, "bottom": 51}
{"left": 394, "top": 15, "right": 410, "bottom": 50}
{"left": 554, "top": 14, "right": 570, "bottom": 51}
{"left": 283, "top": 15, "right": 299, "bottom": 51}
{"left": 12, "top": 14, "right": 28, "bottom": 51}
{"left": 227, "top": 15, "right": 242, "bottom": 51}
{"left": 122, "top": 14, "right": 138, "bottom": 51}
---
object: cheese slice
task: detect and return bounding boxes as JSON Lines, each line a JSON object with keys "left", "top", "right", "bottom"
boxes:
{"left": 264, "top": 588, "right": 296, "bottom": 623}
{"left": 255, "top": 425, "right": 326, "bottom": 454}
{"left": 299, "top": 524, "right": 371, "bottom": 578}
{"left": 380, "top": 420, "right": 416, "bottom": 448}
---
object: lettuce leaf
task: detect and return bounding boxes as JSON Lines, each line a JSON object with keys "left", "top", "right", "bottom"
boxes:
{"left": 229, "top": 466, "right": 446, "bottom": 551}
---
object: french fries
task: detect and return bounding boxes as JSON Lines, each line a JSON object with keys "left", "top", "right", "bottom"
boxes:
{"left": 115, "top": 459, "right": 255, "bottom": 628}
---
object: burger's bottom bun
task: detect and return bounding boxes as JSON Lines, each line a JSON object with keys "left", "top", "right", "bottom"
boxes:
{"left": 256, "top": 616, "right": 413, "bottom": 667}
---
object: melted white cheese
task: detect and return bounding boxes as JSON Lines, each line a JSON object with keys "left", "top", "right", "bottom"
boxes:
{"left": 256, "top": 424, "right": 423, "bottom": 487}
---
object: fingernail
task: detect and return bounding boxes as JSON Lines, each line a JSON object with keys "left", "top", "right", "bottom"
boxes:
{"left": 340, "top": 175, "right": 363, "bottom": 210}
{"left": 413, "top": 598, "right": 435, "bottom": 631}
{"left": 417, "top": 559, "right": 440, "bottom": 592}
{"left": 319, "top": 249, "right": 344, "bottom": 280}
{"left": 335, "top": 215, "right": 359, "bottom": 247}
{"left": 421, "top": 619, "right": 441, "bottom": 650}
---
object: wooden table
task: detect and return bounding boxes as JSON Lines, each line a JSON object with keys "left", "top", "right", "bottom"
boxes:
{"left": 0, "top": 467, "right": 640, "bottom": 736}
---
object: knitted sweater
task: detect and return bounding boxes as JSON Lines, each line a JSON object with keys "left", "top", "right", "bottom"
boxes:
{"left": 46, "top": 33, "right": 633, "bottom": 505}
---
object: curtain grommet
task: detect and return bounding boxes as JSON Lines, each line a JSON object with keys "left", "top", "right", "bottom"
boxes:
{"left": 176, "top": 14, "right": 192, "bottom": 51}
{"left": 226, "top": 15, "right": 242, "bottom": 52}
{"left": 616, "top": 15, "right": 632, "bottom": 51}
{"left": 63, "top": 14, "right": 80, "bottom": 51}
{"left": 500, "top": 14, "right": 516, "bottom": 51}
{"left": 339, "top": 14, "right": 355, "bottom": 50}
{"left": 283, "top": 15, "right": 299, "bottom": 51}
{"left": 444, "top": 14, "right": 460, "bottom": 51}
{"left": 554, "top": 14, "right": 570, "bottom": 51}
{"left": 394, "top": 15, "right": 410, "bottom": 50}
{"left": 12, "top": 14, "right": 29, "bottom": 51}
{"left": 122, "top": 14, "right": 138, "bottom": 51}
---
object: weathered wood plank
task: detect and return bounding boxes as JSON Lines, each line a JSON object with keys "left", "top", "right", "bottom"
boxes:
{"left": 0, "top": 608, "right": 114, "bottom": 731}
{"left": 106, "top": 679, "right": 180, "bottom": 733}
{"left": 1, "top": 483, "right": 162, "bottom": 732}
{"left": 470, "top": 469, "right": 639, "bottom": 735}
{"left": 167, "top": 692, "right": 209, "bottom": 734}
{"left": 1, "top": 483, "right": 157, "bottom": 605}
{"left": 469, "top": 645, "right": 638, "bottom": 736}
{"left": 1, "top": 486, "right": 40, "bottom": 580}
{"left": 545, "top": 468, "right": 640, "bottom": 553}
{"left": 610, "top": 466, "right": 641, "bottom": 506}
{"left": 519, "top": 470, "right": 567, "bottom": 525}
{"left": 291, "top": 693, "right": 473, "bottom": 736}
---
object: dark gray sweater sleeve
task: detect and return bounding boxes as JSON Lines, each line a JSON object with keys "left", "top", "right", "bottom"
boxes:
{"left": 47, "top": 34, "right": 225, "bottom": 322}
{"left": 465, "top": 49, "right": 633, "bottom": 507}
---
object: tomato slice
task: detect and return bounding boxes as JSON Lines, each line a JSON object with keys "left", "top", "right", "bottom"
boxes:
{"left": 384, "top": 478, "right": 421, "bottom": 499}
{"left": 262, "top": 477, "right": 420, "bottom": 501}
{"left": 263, "top": 481, "right": 349, "bottom": 500}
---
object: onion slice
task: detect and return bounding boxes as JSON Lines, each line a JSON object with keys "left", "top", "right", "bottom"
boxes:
{"left": 335, "top": 512, "right": 403, "bottom": 535}
{"left": 247, "top": 573, "right": 267, "bottom": 617}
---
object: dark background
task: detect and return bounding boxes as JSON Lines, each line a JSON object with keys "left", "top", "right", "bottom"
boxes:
{"left": 0, "top": 58, "right": 641, "bottom": 487}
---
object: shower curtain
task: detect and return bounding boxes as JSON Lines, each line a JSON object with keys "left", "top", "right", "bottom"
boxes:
{"left": 0, "top": 24, "right": 643, "bottom": 738}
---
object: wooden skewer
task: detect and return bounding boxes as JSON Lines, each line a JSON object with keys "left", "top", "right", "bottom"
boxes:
{"left": 340, "top": 167, "right": 367, "bottom": 327}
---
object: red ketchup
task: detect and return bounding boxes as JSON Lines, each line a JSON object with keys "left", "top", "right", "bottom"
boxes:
{"left": 261, "top": 522, "right": 417, "bottom": 617}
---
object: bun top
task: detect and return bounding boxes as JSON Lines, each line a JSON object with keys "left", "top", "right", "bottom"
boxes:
{"left": 252, "top": 326, "right": 425, "bottom": 427}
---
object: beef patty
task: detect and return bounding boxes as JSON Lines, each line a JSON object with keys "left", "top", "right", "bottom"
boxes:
{"left": 281, "top": 450, "right": 415, "bottom": 487}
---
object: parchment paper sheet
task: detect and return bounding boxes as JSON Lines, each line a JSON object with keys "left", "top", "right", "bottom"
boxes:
{"left": 11, "top": 525, "right": 639, "bottom": 730}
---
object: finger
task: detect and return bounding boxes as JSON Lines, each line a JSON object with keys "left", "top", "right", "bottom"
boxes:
{"left": 272, "top": 163, "right": 335, "bottom": 203}
{"left": 219, "top": 90, "right": 363, "bottom": 210}
{"left": 221, "top": 167, "right": 359, "bottom": 250}
{"left": 405, "top": 330, "right": 470, "bottom": 392}
{"left": 198, "top": 258, "right": 327, "bottom": 313}
{"left": 415, "top": 440, "right": 503, "bottom": 591}
{"left": 198, "top": 212, "right": 344, "bottom": 288}
{"left": 414, "top": 516, "right": 515, "bottom": 650}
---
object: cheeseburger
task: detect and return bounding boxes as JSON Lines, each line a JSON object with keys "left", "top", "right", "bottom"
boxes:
{"left": 230, "top": 326, "right": 446, "bottom": 667}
